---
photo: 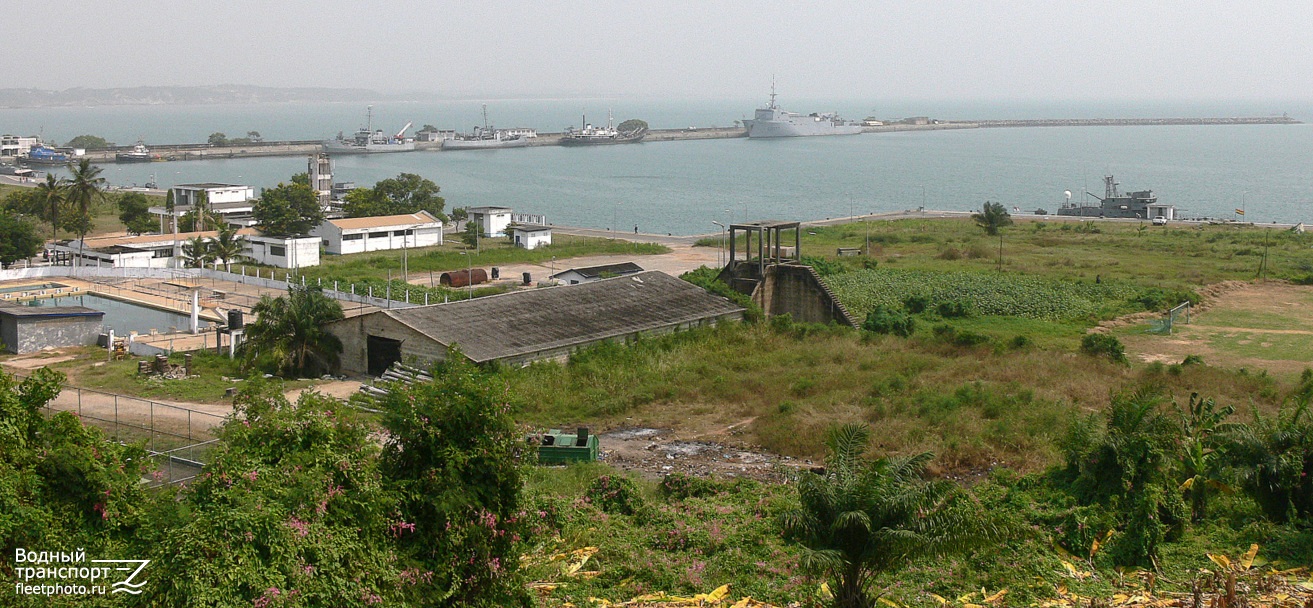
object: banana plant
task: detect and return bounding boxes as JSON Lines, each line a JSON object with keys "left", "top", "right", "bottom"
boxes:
{"left": 1177, "top": 393, "right": 1236, "bottom": 521}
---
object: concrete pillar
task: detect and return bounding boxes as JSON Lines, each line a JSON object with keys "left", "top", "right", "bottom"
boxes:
{"left": 190, "top": 291, "right": 199, "bottom": 335}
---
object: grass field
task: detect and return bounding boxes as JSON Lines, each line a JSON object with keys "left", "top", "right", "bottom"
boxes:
{"left": 1117, "top": 282, "right": 1313, "bottom": 380}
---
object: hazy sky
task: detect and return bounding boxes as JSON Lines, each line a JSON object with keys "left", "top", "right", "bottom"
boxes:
{"left": 8, "top": 0, "right": 1312, "bottom": 100}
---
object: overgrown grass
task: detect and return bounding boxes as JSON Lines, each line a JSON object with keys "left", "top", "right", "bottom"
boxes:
{"left": 39, "top": 347, "right": 313, "bottom": 404}
{"left": 752, "top": 218, "right": 1313, "bottom": 288}
{"left": 500, "top": 322, "right": 1291, "bottom": 471}
{"left": 253, "top": 234, "right": 669, "bottom": 286}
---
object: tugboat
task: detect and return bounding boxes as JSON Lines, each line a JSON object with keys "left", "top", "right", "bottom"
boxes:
{"left": 116, "top": 141, "right": 159, "bottom": 162}
{"left": 559, "top": 111, "right": 646, "bottom": 146}
{"left": 1057, "top": 175, "right": 1175, "bottom": 220}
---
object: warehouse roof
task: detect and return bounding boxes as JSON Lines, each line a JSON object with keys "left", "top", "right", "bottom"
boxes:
{"left": 373, "top": 271, "right": 742, "bottom": 363}
{"left": 0, "top": 305, "right": 104, "bottom": 319}
{"left": 550, "top": 262, "right": 644, "bottom": 280}
{"left": 328, "top": 211, "right": 441, "bottom": 230}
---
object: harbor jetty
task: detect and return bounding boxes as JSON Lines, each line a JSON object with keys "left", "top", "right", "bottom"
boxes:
{"left": 37, "top": 115, "right": 1304, "bottom": 166}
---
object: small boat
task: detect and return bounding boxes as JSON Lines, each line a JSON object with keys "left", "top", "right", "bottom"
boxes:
{"left": 116, "top": 141, "right": 159, "bottom": 162}
{"left": 559, "top": 111, "right": 646, "bottom": 146}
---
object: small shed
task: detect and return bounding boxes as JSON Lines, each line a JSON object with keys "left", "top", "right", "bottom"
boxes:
{"left": 511, "top": 224, "right": 552, "bottom": 250}
{"left": 467, "top": 206, "right": 513, "bottom": 238}
{"left": 0, "top": 306, "right": 105, "bottom": 354}
{"left": 550, "top": 262, "right": 644, "bottom": 285}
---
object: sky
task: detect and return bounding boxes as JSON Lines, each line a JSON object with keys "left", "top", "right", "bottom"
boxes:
{"left": 6, "top": 0, "right": 1313, "bottom": 101}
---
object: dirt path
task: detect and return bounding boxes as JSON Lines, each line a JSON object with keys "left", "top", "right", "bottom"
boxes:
{"left": 596, "top": 420, "right": 812, "bottom": 482}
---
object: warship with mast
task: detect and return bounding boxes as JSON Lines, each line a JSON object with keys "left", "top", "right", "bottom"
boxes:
{"left": 1057, "top": 175, "right": 1175, "bottom": 220}
{"left": 442, "top": 105, "right": 529, "bottom": 151}
{"left": 559, "top": 111, "right": 647, "bottom": 146}
{"left": 742, "top": 83, "right": 863, "bottom": 138}
{"left": 324, "top": 106, "right": 415, "bottom": 154}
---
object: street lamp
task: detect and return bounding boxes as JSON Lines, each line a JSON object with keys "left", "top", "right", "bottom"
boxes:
{"left": 711, "top": 221, "right": 726, "bottom": 266}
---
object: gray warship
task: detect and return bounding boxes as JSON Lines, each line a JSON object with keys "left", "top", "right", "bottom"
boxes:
{"left": 324, "top": 106, "right": 416, "bottom": 154}
{"left": 1058, "top": 175, "right": 1174, "bottom": 220}
{"left": 742, "top": 84, "right": 863, "bottom": 138}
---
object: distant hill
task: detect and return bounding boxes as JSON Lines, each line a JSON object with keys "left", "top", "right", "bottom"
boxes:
{"left": 0, "top": 85, "right": 405, "bottom": 108}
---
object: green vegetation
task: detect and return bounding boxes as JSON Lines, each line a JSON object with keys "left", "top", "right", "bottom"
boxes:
{"left": 0, "top": 211, "right": 43, "bottom": 267}
{"left": 65, "top": 134, "right": 112, "bottom": 149}
{"left": 254, "top": 182, "right": 324, "bottom": 236}
{"left": 265, "top": 234, "right": 668, "bottom": 286}
{"left": 243, "top": 285, "right": 345, "bottom": 378}
{"left": 116, "top": 191, "right": 155, "bottom": 235}
{"left": 343, "top": 172, "right": 446, "bottom": 220}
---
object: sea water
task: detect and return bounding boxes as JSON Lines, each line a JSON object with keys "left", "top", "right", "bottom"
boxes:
{"left": 6, "top": 98, "right": 1312, "bottom": 233}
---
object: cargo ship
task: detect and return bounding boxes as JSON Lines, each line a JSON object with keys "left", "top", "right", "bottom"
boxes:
{"left": 442, "top": 105, "right": 529, "bottom": 150}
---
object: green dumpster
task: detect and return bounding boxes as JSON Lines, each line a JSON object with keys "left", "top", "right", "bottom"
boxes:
{"left": 534, "top": 427, "right": 599, "bottom": 464}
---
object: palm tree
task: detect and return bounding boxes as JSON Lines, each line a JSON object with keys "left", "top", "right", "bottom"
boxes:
{"left": 972, "top": 201, "right": 1013, "bottom": 270}
{"left": 208, "top": 223, "right": 247, "bottom": 271}
{"left": 65, "top": 159, "right": 108, "bottom": 267}
{"left": 781, "top": 424, "right": 1002, "bottom": 608}
{"left": 35, "top": 173, "right": 66, "bottom": 241}
{"left": 190, "top": 190, "right": 213, "bottom": 232}
{"left": 181, "top": 236, "right": 213, "bottom": 268}
{"left": 242, "top": 285, "right": 345, "bottom": 378}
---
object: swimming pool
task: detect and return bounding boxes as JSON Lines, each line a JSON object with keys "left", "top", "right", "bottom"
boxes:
{"left": 21, "top": 293, "right": 211, "bottom": 335}
{"left": 0, "top": 282, "right": 69, "bottom": 294}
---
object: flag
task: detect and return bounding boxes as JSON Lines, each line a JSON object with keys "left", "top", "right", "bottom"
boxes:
{"left": 1235, "top": 208, "right": 1245, "bottom": 215}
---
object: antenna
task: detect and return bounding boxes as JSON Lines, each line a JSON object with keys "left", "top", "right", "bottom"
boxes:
{"left": 769, "top": 76, "right": 777, "bottom": 109}
{"left": 482, "top": 104, "right": 489, "bottom": 131}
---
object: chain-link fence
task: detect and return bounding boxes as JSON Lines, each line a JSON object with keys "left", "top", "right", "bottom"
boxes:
{"left": 24, "top": 377, "right": 228, "bottom": 486}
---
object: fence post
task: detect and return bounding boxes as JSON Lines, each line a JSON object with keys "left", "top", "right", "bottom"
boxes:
{"left": 77, "top": 387, "right": 82, "bottom": 416}
{"left": 113, "top": 394, "right": 119, "bottom": 438}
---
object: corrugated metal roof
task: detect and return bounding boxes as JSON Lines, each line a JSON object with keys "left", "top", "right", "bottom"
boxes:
{"left": 328, "top": 211, "right": 441, "bottom": 231}
{"left": 551, "top": 262, "right": 644, "bottom": 280}
{"left": 361, "top": 271, "right": 743, "bottom": 363}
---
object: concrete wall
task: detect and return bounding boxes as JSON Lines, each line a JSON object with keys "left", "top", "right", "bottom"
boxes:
{"left": 3, "top": 316, "right": 104, "bottom": 354}
{"left": 513, "top": 230, "right": 551, "bottom": 250}
{"left": 758, "top": 264, "right": 856, "bottom": 326}
{"left": 319, "top": 224, "right": 443, "bottom": 255}
{"left": 245, "top": 236, "right": 320, "bottom": 268}
{"left": 329, "top": 313, "right": 450, "bottom": 375}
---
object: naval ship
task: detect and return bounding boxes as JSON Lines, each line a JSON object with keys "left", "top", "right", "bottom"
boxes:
{"left": 1058, "top": 175, "right": 1173, "bottom": 219}
{"left": 442, "top": 105, "right": 529, "bottom": 151}
{"left": 742, "top": 86, "right": 863, "bottom": 138}
{"left": 559, "top": 111, "right": 647, "bottom": 146}
{"left": 324, "top": 106, "right": 416, "bottom": 154}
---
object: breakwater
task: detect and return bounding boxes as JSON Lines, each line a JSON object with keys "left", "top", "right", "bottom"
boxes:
{"left": 54, "top": 115, "right": 1303, "bottom": 165}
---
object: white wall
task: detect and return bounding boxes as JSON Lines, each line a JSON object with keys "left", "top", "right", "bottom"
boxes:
{"left": 514, "top": 230, "right": 552, "bottom": 250}
{"left": 244, "top": 236, "right": 320, "bottom": 268}
{"left": 476, "top": 211, "right": 512, "bottom": 237}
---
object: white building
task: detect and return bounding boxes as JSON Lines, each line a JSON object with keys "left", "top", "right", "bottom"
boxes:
{"left": 416, "top": 129, "right": 456, "bottom": 142}
{"left": 149, "top": 183, "right": 257, "bottom": 231}
{"left": 510, "top": 224, "right": 552, "bottom": 250}
{"left": 309, "top": 154, "right": 333, "bottom": 208}
{"left": 1, "top": 135, "right": 41, "bottom": 158}
{"left": 468, "top": 206, "right": 513, "bottom": 237}
{"left": 503, "top": 128, "right": 538, "bottom": 138}
{"left": 313, "top": 211, "right": 443, "bottom": 255}
{"left": 55, "top": 228, "right": 320, "bottom": 269}
{"left": 550, "top": 262, "right": 644, "bottom": 285}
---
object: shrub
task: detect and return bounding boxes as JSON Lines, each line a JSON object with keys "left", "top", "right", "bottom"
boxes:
{"left": 902, "top": 294, "right": 931, "bottom": 314}
{"left": 932, "top": 324, "right": 991, "bottom": 347}
{"left": 936, "top": 300, "right": 973, "bottom": 318}
{"left": 659, "top": 473, "right": 719, "bottom": 500}
{"left": 1081, "top": 333, "right": 1127, "bottom": 363}
{"left": 1010, "top": 335, "right": 1032, "bottom": 349}
{"left": 937, "top": 247, "right": 963, "bottom": 261}
{"left": 862, "top": 305, "right": 915, "bottom": 337}
{"left": 1182, "top": 354, "right": 1205, "bottom": 366}
{"left": 586, "top": 475, "right": 644, "bottom": 515}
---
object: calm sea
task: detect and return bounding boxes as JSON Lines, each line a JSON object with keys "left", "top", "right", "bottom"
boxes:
{"left": 5, "top": 98, "right": 1312, "bottom": 234}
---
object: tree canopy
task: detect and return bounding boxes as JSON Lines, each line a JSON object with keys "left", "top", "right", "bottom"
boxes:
{"left": 972, "top": 201, "right": 1013, "bottom": 236}
{"left": 243, "top": 285, "right": 345, "bottom": 377}
{"left": 207, "top": 132, "right": 228, "bottom": 146}
{"left": 65, "top": 134, "right": 112, "bottom": 149}
{"left": 253, "top": 183, "right": 324, "bottom": 236}
{"left": 117, "top": 192, "right": 156, "bottom": 235}
{"left": 0, "top": 211, "right": 44, "bottom": 267}
{"left": 343, "top": 173, "right": 445, "bottom": 220}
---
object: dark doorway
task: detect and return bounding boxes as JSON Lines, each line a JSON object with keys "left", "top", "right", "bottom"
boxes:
{"left": 366, "top": 335, "right": 402, "bottom": 376}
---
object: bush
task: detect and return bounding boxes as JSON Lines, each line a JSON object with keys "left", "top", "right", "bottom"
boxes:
{"left": 1081, "top": 333, "right": 1127, "bottom": 363}
{"left": 936, "top": 300, "right": 973, "bottom": 318}
{"left": 659, "top": 473, "right": 719, "bottom": 500}
{"left": 903, "top": 294, "right": 931, "bottom": 314}
{"left": 862, "top": 305, "right": 916, "bottom": 337}
{"left": 586, "top": 475, "right": 644, "bottom": 515}
{"left": 1182, "top": 354, "right": 1205, "bottom": 366}
{"left": 932, "top": 324, "right": 991, "bottom": 347}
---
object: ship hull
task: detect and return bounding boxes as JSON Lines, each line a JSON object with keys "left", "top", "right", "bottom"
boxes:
{"left": 442, "top": 138, "right": 529, "bottom": 151}
{"left": 747, "top": 120, "right": 863, "bottom": 138}
{"left": 115, "top": 153, "right": 155, "bottom": 162}
{"left": 558, "top": 134, "right": 646, "bottom": 146}
{"left": 322, "top": 141, "right": 416, "bottom": 154}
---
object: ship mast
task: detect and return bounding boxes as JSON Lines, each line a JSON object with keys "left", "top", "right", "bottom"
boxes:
{"left": 769, "top": 76, "right": 777, "bottom": 109}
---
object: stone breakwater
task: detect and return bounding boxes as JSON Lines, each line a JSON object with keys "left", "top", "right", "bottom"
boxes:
{"left": 54, "top": 116, "right": 1301, "bottom": 164}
